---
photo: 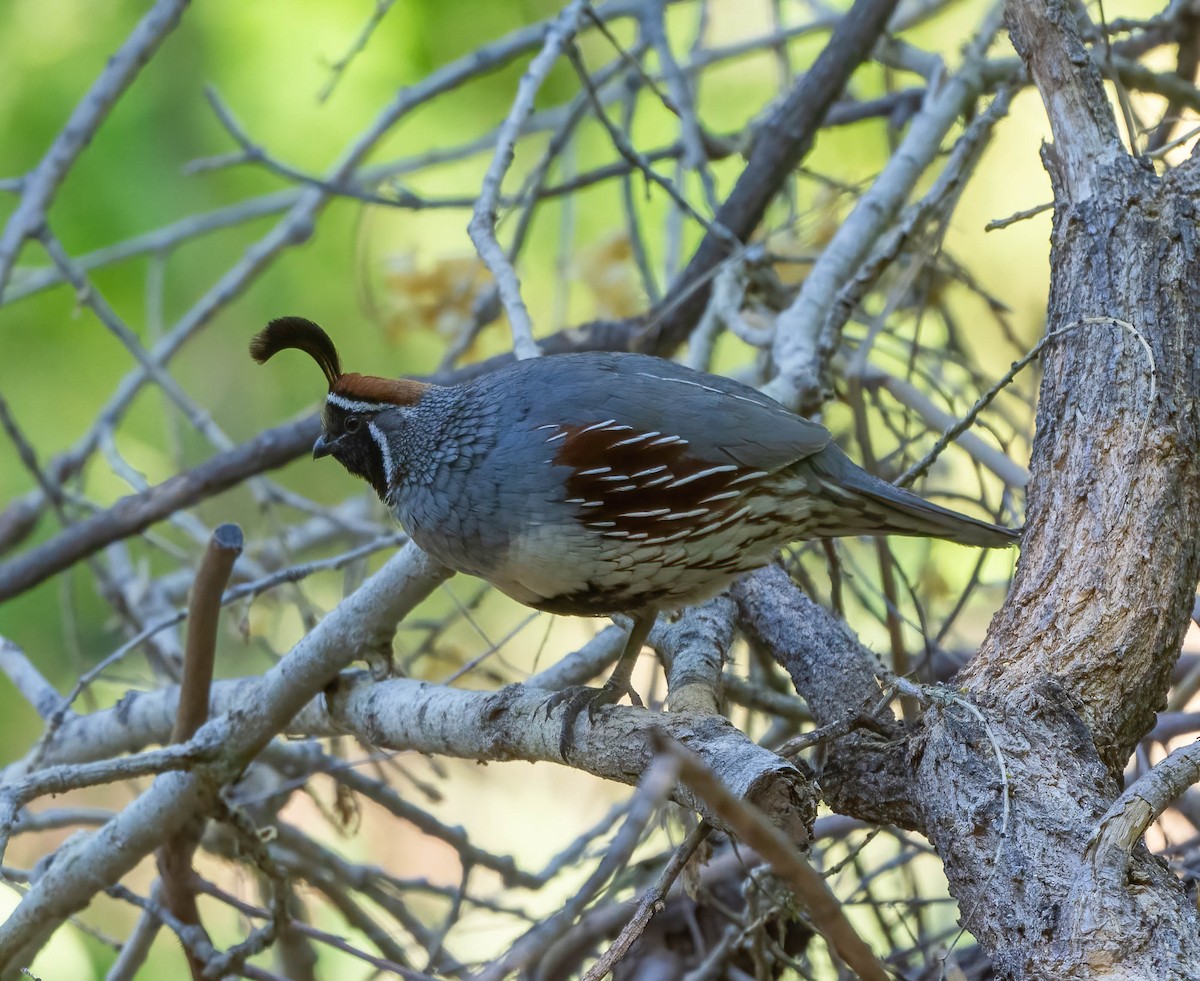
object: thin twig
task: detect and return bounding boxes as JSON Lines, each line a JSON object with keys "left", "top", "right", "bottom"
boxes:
{"left": 318, "top": 0, "right": 399, "bottom": 102}
{"left": 468, "top": 0, "right": 593, "bottom": 360}
{"left": 0, "top": 0, "right": 190, "bottom": 300}
{"left": 582, "top": 820, "right": 713, "bottom": 980}
{"left": 639, "top": 0, "right": 903, "bottom": 353}
{"left": 653, "top": 734, "right": 891, "bottom": 981}
{"left": 473, "top": 754, "right": 681, "bottom": 980}
{"left": 0, "top": 416, "right": 319, "bottom": 604}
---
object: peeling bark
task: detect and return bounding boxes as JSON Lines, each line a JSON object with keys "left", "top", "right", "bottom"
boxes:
{"left": 908, "top": 0, "right": 1200, "bottom": 973}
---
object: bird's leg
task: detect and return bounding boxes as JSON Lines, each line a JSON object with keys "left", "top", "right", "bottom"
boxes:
{"left": 598, "top": 611, "right": 653, "bottom": 708}
{"left": 548, "top": 611, "right": 655, "bottom": 760}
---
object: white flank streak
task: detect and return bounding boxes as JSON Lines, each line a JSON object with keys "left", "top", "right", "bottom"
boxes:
{"left": 545, "top": 431, "right": 569, "bottom": 443}
{"left": 663, "top": 508, "right": 710, "bottom": 520}
{"left": 598, "top": 474, "right": 631, "bottom": 482}
{"left": 587, "top": 521, "right": 616, "bottom": 528}
{"left": 535, "top": 423, "right": 559, "bottom": 431}
{"left": 600, "top": 424, "right": 633, "bottom": 433}
{"left": 611, "top": 431, "right": 658, "bottom": 447}
{"left": 648, "top": 435, "right": 686, "bottom": 446}
{"left": 565, "top": 497, "right": 586, "bottom": 504}
{"left": 577, "top": 467, "right": 612, "bottom": 476}
{"left": 368, "top": 422, "right": 394, "bottom": 485}
{"left": 642, "top": 474, "right": 673, "bottom": 487}
{"left": 632, "top": 465, "right": 668, "bottom": 477}
{"left": 578, "top": 418, "right": 618, "bottom": 434}
{"left": 580, "top": 501, "right": 603, "bottom": 508}
{"left": 700, "top": 490, "right": 741, "bottom": 503}
{"left": 730, "top": 470, "right": 769, "bottom": 484}
{"left": 328, "top": 394, "right": 385, "bottom": 413}
{"left": 666, "top": 464, "right": 739, "bottom": 488}
{"left": 609, "top": 485, "right": 637, "bottom": 493}
{"left": 620, "top": 508, "right": 672, "bottom": 518}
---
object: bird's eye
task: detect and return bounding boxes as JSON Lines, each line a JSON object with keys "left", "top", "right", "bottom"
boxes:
{"left": 344, "top": 415, "right": 361, "bottom": 434}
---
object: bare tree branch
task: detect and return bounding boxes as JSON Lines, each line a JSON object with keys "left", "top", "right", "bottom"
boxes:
{"left": 0, "top": 418, "right": 317, "bottom": 603}
{"left": 764, "top": 0, "right": 1007, "bottom": 411}
{"left": 156, "top": 524, "right": 243, "bottom": 981}
{"left": 8, "top": 0, "right": 1200, "bottom": 973}
{"left": 0, "top": 544, "right": 445, "bottom": 972}
{"left": 638, "top": 0, "right": 902, "bottom": 353}
{"left": 0, "top": 0, "right": 189, "bottom": 300}
{"left": 732, "top": 565, "right": 917, "bottom": 829}
{"left": 655, "top": 735, "right": 889, "bottom": 981}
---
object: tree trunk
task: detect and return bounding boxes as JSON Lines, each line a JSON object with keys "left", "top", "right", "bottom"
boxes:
{"left": 914, "top": 0, "right": 1200, "bottom": 973}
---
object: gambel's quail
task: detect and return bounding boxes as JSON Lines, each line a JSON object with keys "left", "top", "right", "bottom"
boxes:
{"left": 252, "top": 317, "right": 1018, "bottom": 747}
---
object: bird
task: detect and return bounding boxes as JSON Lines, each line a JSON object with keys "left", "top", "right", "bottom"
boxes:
{"left": 251, "top": 316, "right": 1018, "bottom": 751}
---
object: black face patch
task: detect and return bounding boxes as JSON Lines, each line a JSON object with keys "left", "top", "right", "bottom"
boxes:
{"left": 321, "top": 403, "right": 389, "bottom": 501}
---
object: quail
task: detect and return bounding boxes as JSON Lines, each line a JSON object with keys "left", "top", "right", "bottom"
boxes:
{"left": 251, "top": 317, "right": 1018, "bottom": 745}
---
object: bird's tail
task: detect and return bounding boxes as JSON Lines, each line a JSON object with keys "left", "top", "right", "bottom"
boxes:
{"left": 806, "top": 446, "right": 1020, "bottom": 549}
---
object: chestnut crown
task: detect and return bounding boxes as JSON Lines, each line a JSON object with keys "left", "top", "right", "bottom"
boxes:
{"left": 250, "top": 317, "right": 430, "bottom": 500}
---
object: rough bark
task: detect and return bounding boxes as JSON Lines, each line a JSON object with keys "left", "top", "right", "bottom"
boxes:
{"left": 961, "top": 149, "right": 1200, "bottom": 769}
{"left": 732, "top": 566, "right": 918, "bottom": 829}
{"left": 910, "top": 0, "right": 1200, "bottom": 974}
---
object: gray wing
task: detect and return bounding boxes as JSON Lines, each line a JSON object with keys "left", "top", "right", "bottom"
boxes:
{"left": 508, "top": 352, "right": 830, "bottom": 471}
{"left": 453, "top": 353, "right": 827, "bottom": 609}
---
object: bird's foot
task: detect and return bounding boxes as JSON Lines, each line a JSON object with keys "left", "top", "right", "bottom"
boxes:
{"left": 365, "top": 641, "right": 396, "bottom": 681}
{"left": 545, "top": 678, "right": 643, "bottom": 761}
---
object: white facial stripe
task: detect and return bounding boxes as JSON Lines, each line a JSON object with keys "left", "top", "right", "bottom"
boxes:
{"left": 368, "top": 421, "right": 394, "bottom": 484}
{"left": 327, "top": 393, "right": 385, "bottom": 413}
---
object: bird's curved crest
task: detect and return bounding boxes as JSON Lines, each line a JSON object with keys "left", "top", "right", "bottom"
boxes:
{"left": 250, "top": 317, "right": 343, "bottom": 390}
{"left": 252, "top": 317, "right": 430, "bottom": 406}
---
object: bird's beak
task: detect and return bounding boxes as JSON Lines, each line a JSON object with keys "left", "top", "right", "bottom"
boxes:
{"left": 312, "top": 434, "right": 333, "bottom": 460}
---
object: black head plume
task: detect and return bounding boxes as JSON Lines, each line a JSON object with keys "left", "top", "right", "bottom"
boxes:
{"left": 250, "top": 317, "right": 343, "bottom": 390}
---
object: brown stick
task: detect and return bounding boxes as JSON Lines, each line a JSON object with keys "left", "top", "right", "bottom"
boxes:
{"left": 652, "top": 734, "right": 890, "bottom": 981}
{"left": 172, "top": 523, "right": 243, "bottom": 742}
{"left": 158, "top": 523, "right": 243, "bottom": 980}
{"left": 581, "top": 821, "right": 712, "bottom": 981}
